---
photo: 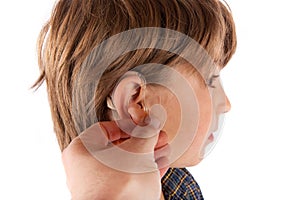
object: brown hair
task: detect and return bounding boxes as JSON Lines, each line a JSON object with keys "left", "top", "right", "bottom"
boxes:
{"left": 34, "top": 0, "right": 236, "bottom": 151}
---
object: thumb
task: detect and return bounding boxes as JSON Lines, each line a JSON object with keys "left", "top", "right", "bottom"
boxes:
{"left": 118, "top": 117, "right": 160, "bottom": 153}
{"left": 119, "top": 104, "right": 167, "bottom": 153}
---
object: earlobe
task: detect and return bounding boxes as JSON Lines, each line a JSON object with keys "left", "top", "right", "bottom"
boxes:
{"left": 108, "top": 71, "right": 147, "bottom": 125}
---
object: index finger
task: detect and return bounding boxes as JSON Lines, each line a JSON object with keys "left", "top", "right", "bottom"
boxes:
{"left": 78, "top": 121, "right": 130, "bottom": 152}
{"left": 100, "top": 121, "right": 131, "bottom": 141}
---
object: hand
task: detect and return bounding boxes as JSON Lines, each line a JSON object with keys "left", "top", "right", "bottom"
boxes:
{"left": 62, "top": 117, "right": 169, "bottom": 200}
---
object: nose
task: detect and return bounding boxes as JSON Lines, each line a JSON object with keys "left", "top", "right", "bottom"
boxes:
{"left": 224, "top": 95, "right": 231, "bottom": 113}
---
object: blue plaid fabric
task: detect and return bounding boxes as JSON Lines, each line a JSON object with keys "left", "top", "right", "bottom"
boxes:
{"left": 161, "top": 168, "right": 204, "bottom": 200}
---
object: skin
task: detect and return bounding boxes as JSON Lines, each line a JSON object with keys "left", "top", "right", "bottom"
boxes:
{"left": 143, "top": 64, "right": 231, "bottom": 167}
{"left": 62, "top": 63, "right": 231, "bottom": 199}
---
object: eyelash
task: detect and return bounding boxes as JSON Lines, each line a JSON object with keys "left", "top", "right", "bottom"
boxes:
{"left": 207, "top": 75, "right": 220, "bottom": 88}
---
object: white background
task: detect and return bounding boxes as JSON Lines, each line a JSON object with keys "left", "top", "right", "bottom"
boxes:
{"left": 0, "top": 0, "right": 299, "bottom": 199}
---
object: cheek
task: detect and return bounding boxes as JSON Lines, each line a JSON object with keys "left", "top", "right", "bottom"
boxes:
{"left": 193, "top": 106, "right": 212, "bottom": 153}
{"left": 185, "top": 86, "right": 213, "bottom": 160}
{"left": 163, "top": 97, "right": 181, "bottom": 141}
{"left": 197, "top": 90, "right": 213, "bottom": 140}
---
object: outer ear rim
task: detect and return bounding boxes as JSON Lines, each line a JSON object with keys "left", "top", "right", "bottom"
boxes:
{"left": 109, "top": 71, "right": 146, "bottom": 121}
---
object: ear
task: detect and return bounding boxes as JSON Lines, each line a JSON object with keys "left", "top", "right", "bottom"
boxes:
{"left": 111, "top": 71, "right": 147, "bottom": 125}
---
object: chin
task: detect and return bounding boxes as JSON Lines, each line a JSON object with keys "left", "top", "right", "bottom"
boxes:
{"left": 170, "top": 156, "right": 202, "bottom": 168}
{"left": 187, "top": 158, "right": 202, "bottom": 167}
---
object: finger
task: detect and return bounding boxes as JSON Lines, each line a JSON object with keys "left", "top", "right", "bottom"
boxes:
{"left": 119, "top": 135, "right": 159, "bottom": 154}
{"left": 91, "top": 118, "right": 162, "bottom": 173}
{"left": 78, "top": 121, "right": 130, "bottom": 152}
{"left": 92, "top": 143, "right": 158, "bottom": 173}
{"left": 116, "top": 104, "right": 167, "bottom": 139}
{"left": 77, "top": 118, "right": 160, "bottom": 173}
{"left": 115, "top": 115, "right": 160, "bottom": 139}
{"left": 79, "top": 121, "right": 130, "bottom": 146}
{"left": 76, "top": 104, "right": 168, "bottom": 174}
{"left": 129, "top": 117, "right": 160, "bottom": 140}
{"left": 79, "top": 123, "right": 110, "bottom": 151}
{"left": 118, "top": 113, "right": 163, "bottom": 153}
{"left": 100, "top": 121, "right": 130, "bottom": 141}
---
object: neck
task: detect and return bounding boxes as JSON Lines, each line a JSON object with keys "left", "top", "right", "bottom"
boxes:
{"left": 160, "top": 192, "right": 165, "bottom": 200}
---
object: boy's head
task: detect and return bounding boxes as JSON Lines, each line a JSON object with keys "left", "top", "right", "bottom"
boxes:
{"left": 35, "top": 0, "right": 236, "bottom": 151}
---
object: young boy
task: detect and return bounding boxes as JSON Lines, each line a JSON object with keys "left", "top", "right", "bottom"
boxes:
{"left": 34, "top": 0, "right": 236, "bottom": 199}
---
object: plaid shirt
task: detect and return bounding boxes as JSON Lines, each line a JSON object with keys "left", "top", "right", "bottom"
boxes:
{"left": 161, "top": 168, "right": 204, "bottom": 200}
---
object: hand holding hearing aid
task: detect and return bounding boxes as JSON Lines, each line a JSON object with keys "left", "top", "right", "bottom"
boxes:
{"left": 61, "top": 72, "right": 170, "bottom": 199}
{"left": 62, "top": 71, "right": 170, "bottom": 200}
